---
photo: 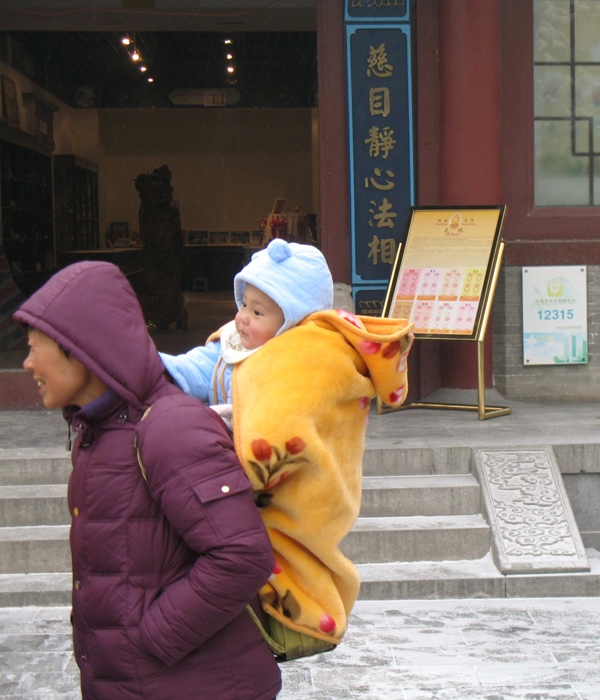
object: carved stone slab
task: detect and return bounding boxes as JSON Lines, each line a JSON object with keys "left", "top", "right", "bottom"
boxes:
{"left": 473, "top": 447, "right": 589, "bottom": 574}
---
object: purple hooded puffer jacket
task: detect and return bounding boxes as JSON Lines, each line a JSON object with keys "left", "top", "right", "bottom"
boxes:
{"left": 14, "top": 261, "right": 281, "bottom": 700}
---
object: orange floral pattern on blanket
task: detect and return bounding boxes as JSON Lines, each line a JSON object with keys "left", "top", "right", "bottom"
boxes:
{"left": 232, "top": 309, "right": 413, "bottom": 644}
{"left": 248, "top": 436, "right": 308, "bottom": 489}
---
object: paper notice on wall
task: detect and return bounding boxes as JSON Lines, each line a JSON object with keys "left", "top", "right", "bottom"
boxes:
{"left": 522, "top": 266, "right": 587, "bottom": 365}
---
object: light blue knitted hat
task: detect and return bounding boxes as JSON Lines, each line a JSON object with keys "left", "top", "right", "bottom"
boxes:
{"left": 234, "top": 239, "right": 333, "bottom": 335}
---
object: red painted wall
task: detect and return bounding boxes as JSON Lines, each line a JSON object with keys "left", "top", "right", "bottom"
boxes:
{"left": 437, "top": 0, "right": 502, "bottom": 389}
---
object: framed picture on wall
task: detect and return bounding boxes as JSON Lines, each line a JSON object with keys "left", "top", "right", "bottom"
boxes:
{"left": 209, "top": 231, "right": 230, "bottom": 245}
{"left": 1, "top": 76, "right": 19, "bottom": 127}
{"left": 188, "top": 230, "right": 208, "bottom": 245}
{"left": 230, "top": 231, "right": 250, "bottom": 245}
{"left": 34, "top": 101, "right": 54, "bottom": 142}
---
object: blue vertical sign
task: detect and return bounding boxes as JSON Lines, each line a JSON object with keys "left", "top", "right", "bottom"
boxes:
{"left": 345, "top": 2, "right": 414, "bottom": 295}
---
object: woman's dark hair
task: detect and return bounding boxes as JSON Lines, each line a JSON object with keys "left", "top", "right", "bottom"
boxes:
{"left": 24, "top": 324, "right": 71, "bottom": 358}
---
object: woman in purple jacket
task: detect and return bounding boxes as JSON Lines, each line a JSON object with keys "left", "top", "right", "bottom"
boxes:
{"left": 15, "top": 261, "right": 282, "bottom": 700}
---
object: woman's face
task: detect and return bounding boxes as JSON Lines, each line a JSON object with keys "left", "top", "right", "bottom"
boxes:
{"left": 23, "top": 329, "right": 106, "bottom": 409}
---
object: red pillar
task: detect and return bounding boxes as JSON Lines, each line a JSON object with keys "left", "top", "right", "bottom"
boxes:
{"left": 317, "top": 0, "right": 351, "bottom": 283}
{"left": 438, "top": 0, "right": 502, "bottom": 388}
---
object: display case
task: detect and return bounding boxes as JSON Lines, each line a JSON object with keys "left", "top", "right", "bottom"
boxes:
{"left": 0, "top": 131, "right": 53, "bottom": 275}
{"left": 53, "top": 154, "right": 99, "bottom": 252}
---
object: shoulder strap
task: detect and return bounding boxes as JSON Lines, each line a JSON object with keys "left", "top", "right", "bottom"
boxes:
{"left": 133, "top": 405, "right": 154, "bottom": 483}
{"left": 245, "top": 605, "right": 286, "bottom": 657}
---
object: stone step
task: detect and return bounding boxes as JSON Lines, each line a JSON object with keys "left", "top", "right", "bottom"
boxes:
{"left": 0, "top": 449, "right": 70, "bottom": 486}
{"left": 0, "top": 525, "right": 71, "bottom": 574}
{"left": 360, "top": 474, "right": 480, "bottom": 517}
{"left": 0, "top": 484, "right": 69, "bottom": 527}
{"left": 356, "top": 549, "right": 600, "bottom": 600}
{"left": 0, "top": 446, "right": 471, "bottom": 482}
{"left": 0, "top": 475, "right": 480, "bottom": 525}
{"left": 357, "top": 555, "right": 504, "bottom": 599}
{"left": 0, "top": 572, "right": 72, "bottom": 607}
{"left": 362, "top": 446, "right": 471, "bottom": 476}
{"left": 1, "top": 445, "right": 597, "bottom": 607}
{"left": 343, "top": 514, "right": 491, "bottom": 564}
{"left": 0, "top": 511, "right": 490, "bottom": 578}
{"left": 2, "top": 554, "right": 600, "bottom": 608}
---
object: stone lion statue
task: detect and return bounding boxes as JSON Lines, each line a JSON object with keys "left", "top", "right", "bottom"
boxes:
{"left": 132, "top": 165, "right": 187, "bottom": 330}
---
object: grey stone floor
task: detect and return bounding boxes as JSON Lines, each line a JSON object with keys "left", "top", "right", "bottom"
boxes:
{"left": 4, "top": 340, "right": 600, "bottom": 697}
{"left": 2, "top": 598, "right": 600, "bottom": 699}
{"left": 2, "top": 386, "right": 600, "bottom": 452}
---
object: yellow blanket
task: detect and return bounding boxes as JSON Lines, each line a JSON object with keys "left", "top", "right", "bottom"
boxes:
{"left": 231, "top": 309, "right": 413, "bottom": 645}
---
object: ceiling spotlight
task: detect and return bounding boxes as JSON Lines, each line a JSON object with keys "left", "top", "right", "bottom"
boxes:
{"left": 147, "top": 77, "right": 154, "bottom": 83}
{"left": 131, "top": 50, "right": 141, "bottom": 61}
{"left": 140, "top": 65, "right": 147, "bottom": 72}
{"left": 226, "top": 53, "right": 233, "bottom": 60}
{"left": 121, "top": 36, "right": 131, "bottom": 46}
{"left": 223, "top": 38, "right": 232, "bottom": 45}
{"left": 226, "top": 65, "right": 235, "bottom": 74}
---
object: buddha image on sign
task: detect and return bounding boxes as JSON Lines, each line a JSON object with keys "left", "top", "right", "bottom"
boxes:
{"left": 450, "top": 213, "right": 461, "bottom": 229}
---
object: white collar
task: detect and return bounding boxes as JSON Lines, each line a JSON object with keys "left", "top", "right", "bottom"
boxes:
{"left": 220, "top": 320, "right": 260, "bottom": 364}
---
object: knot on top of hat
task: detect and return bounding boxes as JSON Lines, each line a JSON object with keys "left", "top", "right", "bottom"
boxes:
{"left": 267, "top": 238, "right": 292, "bottom": 263}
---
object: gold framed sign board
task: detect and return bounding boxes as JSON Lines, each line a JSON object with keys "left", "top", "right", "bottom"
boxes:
{"left": 383, "top": 206, "right": 506, "bottom": 339}
{"left": 381, "top": 205, "right": 510, "bottom": 419}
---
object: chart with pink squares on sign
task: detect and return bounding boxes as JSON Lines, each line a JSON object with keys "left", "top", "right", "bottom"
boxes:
{"left": 439, "top": 269, "right": 462, "bottom": 299}
{"left": 453, "top": 301, "right": 478, "bottom": 333}
{"left": 416, "top": 268, "right": 440, "bottom": 297}
{"left": 411, "top": 300, "right": 434, "bottom": 332}
{"left": 395, "top": 267, "right": 421, "bottom": 298}
{"left": 392, "top": 299, "right": 413, "bottom": 319}
{"left": 461, "top": 268, "right": 485, "bottom": 299}
{"left": 429, "top": 301, "right": 455, "bottom": 333}
{"left": 382, "top": 206, "right": 506, "bottom": 340}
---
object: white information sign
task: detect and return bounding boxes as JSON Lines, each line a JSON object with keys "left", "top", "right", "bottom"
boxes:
{"left": 522, "top": 266, "right": 587, "bottom": 365}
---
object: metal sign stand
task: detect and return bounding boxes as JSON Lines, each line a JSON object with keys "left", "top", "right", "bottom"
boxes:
{"left": 378, "top": 242, "right": 511, "bottom": 421}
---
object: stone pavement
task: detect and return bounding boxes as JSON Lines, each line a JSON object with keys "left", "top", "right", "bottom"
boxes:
{"left": 3, "top": 393, "right": 600, "bottom": 698}
{"left": 3, "top": 386, "right": 600, "bottom": 452}
{"left": 2, "top": 597, "right": 600, "bottom": 699}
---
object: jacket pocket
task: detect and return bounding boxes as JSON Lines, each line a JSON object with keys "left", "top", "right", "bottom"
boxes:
{"left": 191, "top": 465, "right": 250, "bottom": 504}
{"left": 190, "top": 466, "right": 257, "bottom": 543}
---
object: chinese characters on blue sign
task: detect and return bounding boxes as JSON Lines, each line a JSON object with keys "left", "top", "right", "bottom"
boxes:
{"left": 346, "top": 19, "right": 414, "bottom": 292}
{"left": 345, "top": 0, "right": 408, "bottom": 22}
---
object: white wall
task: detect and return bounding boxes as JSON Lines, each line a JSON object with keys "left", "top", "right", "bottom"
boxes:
{"left": 97, "top": 108, "right": 314, "bottom": 238}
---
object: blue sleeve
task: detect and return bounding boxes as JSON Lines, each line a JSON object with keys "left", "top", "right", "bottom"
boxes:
{"left": 159, "top": 341, "right": 222, "bottom": 403}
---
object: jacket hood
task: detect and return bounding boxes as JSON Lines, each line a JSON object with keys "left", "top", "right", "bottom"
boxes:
{"left": 14, "top": 261, "right": 164, "bottom": 410}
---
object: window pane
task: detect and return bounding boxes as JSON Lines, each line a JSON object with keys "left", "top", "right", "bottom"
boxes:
{"left": 534, "top": 65, "right": 571, "bottom": 116}
{"left": 574, "top": 118, "right": 590, "bottom": 153}
{"left": 574, "top": 0, "right": 600, "bottom": 61}
{"left": 534, "top": 0, "right": 600, "bottom": 206}
{"left": 534, "top": 0, "right": 570, "bottom": 63}
{"left": 535, "top": 120, "right": 590, "bottom": 205}
{"left": 575, "top": 65, "right": 600, "bottom": 117}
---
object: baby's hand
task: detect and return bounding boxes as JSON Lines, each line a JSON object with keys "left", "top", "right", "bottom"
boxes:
{"left": 210, "top": 403, "right": 233, "bottom": 432}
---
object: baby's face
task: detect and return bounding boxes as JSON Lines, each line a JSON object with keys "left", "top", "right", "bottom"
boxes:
{"left": 235, "top": 284, "right": 284, "bottom": 350}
